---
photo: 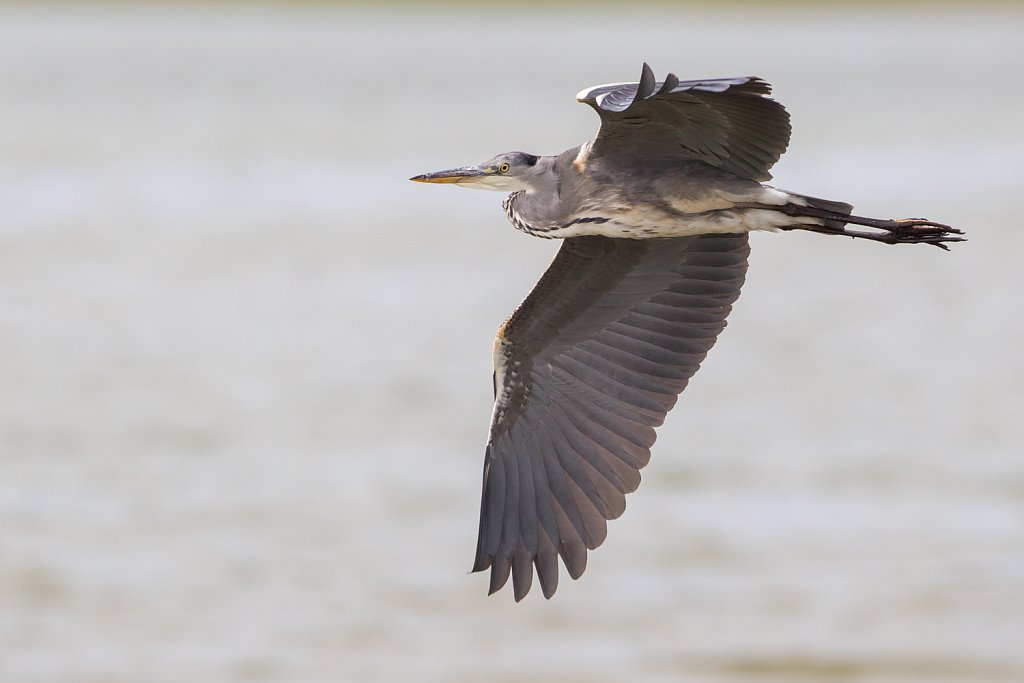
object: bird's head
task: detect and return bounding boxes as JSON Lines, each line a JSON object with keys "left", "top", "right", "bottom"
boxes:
{"left": 411, "top": 152, "right": 543, "bottom": 193}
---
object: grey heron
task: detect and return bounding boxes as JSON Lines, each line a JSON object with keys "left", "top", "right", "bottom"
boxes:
{"left": 411, "top": 64, "right": 963, "bottom": 601}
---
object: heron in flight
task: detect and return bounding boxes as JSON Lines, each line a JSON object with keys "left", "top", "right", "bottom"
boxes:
{"left": 411, "top": 64, "right": 963, "bottom": 601}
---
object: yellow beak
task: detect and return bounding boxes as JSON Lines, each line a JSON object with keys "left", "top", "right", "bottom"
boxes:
{"left": 410, "top": 166, "right": 486, "bottom": 184}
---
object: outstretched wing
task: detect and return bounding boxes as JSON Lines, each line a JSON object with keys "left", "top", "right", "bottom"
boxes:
{"left": 576, "top": 63, "right": 791, "bottom": 181}
{"left": 474, "top": 233, "right": 749, "bottom": 600}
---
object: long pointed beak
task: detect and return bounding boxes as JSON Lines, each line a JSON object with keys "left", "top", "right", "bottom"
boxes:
{"left": 410, "top": 166, "right": 486, "bottom": 184}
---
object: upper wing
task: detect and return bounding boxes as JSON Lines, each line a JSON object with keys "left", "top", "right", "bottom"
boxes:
{"left": 577, "top": 63, "right": 791, "bottom": 181}
{"left": 474, "top": 233, "right": 749, "bottom": 600}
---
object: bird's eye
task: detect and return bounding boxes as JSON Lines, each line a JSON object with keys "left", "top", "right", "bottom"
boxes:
{"left": 498, "top": 163, "right": 510, "bottom": 174}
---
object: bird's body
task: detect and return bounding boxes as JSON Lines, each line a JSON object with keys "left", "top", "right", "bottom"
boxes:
{"left": 503, "top": 151, "right": 825, "bottom": 239}
{"left": 412, "top": 65, "right": 963, "bottom": 602}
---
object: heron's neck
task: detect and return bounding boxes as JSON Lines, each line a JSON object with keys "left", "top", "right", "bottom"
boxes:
{"left": 502, "top": 192, "right": 542, "bottom": 237}
{"left": 502, "top": 156, "right": 570, "bottom": 237}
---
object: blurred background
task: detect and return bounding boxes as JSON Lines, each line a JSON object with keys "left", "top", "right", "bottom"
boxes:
{"left": 1, "top": 2, "right": 1022, "bottom": 682}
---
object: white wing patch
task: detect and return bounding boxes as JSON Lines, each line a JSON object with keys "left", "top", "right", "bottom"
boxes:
{"left": 575, "top": 82, "right": 632, "bottom": 103}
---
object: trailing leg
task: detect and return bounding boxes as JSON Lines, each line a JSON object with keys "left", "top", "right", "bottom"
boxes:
{"left": 777, "top": 203, "right": 965, "bottom": 250}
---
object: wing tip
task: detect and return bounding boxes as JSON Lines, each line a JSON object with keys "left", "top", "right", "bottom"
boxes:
{"left": 487, "top": 555, "right": 512, "bottom": 595}
{"left": 511, "top": 558, "right": 533, "bottom": 602}
{"left": 471, "top": 551, "right": 491, "bottom": 574}
{"left": 475, "top": 552, "right": 562, "bottom": 601}
{"left": 635, "top": 62, "right": 656, "bottom": 104}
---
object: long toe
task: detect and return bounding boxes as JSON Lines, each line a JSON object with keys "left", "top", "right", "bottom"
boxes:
{"left": 862, "top": 219, "right": 961, "bottom": 250}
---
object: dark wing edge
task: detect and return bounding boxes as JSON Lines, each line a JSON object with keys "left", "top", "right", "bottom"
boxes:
{"left": 577, "top": 63, "right": 791, "bottom": 181}
{"left": 473, "top": 233, "right": 750, "bottom": 600}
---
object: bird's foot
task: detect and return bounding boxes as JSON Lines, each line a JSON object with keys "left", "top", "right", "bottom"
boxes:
{"left": 877, "top": 218, "right": 966, "bottom": 251}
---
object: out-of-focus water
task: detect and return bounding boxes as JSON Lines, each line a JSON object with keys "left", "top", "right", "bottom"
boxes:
{"left": 1, "top": 3, "right": 1022, "bottom": 682}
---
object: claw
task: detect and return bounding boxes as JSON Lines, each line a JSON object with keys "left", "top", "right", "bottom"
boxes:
{"left": 886, "top": 218, "right": 966, "bottom": 249}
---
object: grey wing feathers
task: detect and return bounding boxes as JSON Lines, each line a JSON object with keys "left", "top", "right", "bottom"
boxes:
{"left": 577, "top": 63, "right": 791, "bottom": 181}
{"left": 474, "top": 234, "right": 749, "bottom": 600}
